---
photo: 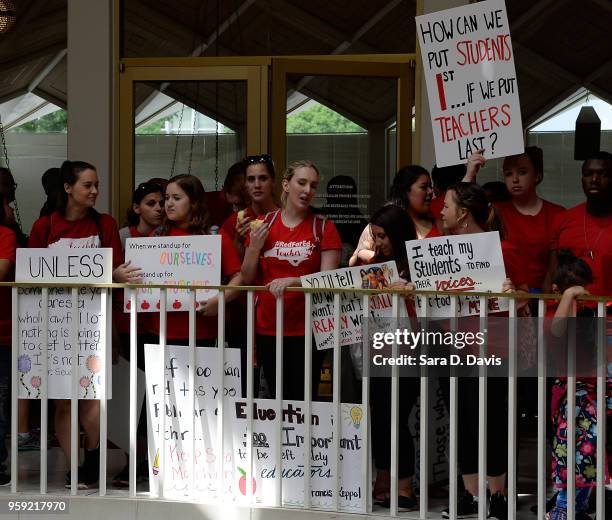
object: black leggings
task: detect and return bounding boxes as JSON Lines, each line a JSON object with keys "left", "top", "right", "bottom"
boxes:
{"left": 256, "top": 334, "right": 327, "bottom": 401}
{"left": 457, "top": 377, "right": 508, "bottom": 476}
{"left": 370, "top": 377, "right": 419, "bottom": 478}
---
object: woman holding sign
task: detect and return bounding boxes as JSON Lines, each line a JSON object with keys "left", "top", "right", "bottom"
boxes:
{"left": 349, "top": 165, "right": 441, "bottom": 267}
{"left": 439, "top": 182, "right": 526, "bottom": 519}
{"left": 241, "top": 160, "right": 342, "bottom": 400}
{"left": 28, "top": 160, "right": 138, "bottom": 489}
{"left": 368, "top": 204, "right": 421, "bottom": 510}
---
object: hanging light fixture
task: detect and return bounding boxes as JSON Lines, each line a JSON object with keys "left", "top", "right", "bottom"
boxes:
{"left": 574, "top": 97, "right": 601, "bottom": 160}
{"left": 0, "top": 0, "right": 16, "bottom": 34}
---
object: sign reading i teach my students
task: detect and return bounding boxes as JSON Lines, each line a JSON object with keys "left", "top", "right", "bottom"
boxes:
{"left": 15, "top": 248, "right": 113, "bottom": 399}
{"left": 416, "top": 0, "right": 524, "bottom": 166}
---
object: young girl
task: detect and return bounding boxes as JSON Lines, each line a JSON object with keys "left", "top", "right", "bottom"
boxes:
{"left": 547, "top": 251, "right": 611, "bottom": 520}
{"left": 241, "top": 160, "right": 342, "bottom": 400}
{"left": 118, "top": 181, "right": 164, "bottom": 249}
{"left": 148, "top": 174, "right": 243, "bottom": 345}
{"left": 368, "top": 204, "right": 420, "bottom": 510}
{"left": 28, "top": 160, "right": 138, "bottom": 489}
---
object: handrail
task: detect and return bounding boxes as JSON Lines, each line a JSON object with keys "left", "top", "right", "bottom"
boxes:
{"left": 4, "top": 280, "right": 611, "bottom": 301}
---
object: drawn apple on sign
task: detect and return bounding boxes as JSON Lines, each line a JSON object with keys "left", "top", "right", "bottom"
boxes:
{"left": 173, "top": 300, "right": 182, "bottom": 310}
{"left": 126, "top": 301, "right": 131, "bottom": 310}
{"left": 156, "top": 301, "right": 160, "bottom": 309}
{"left": 195, "top": 301, "right": 200, "bottom": 309}
{"left": 237, "top": 467, "right": 256, "bottom": 495}
{"left": 141, "top": 300, "right": 150, "bottom": 310}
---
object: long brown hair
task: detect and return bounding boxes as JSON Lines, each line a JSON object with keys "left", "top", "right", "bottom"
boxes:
{"left": 447, "top": 182, "right": 505, "bottom": 239}
{"left": 161, "top": 174, "right": 209, "bottom": 235}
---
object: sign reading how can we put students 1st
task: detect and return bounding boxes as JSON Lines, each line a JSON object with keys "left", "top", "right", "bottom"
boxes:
{"left": 416, "top": 0, "right": 523, "bottom": 166}
{"left": 16, "top": 248, "right": 113, "bottom": 399}
{"left": 406, "top": 232, "right": 507, "bottom": 318}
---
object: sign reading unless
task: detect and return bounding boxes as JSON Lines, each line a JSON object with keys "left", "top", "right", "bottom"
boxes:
{"left": 16, "top": 248, "right": 113, "bottom": 399}
{"left": 145, "top": 344, "right": 365, "bottom": 510}
{"left": 124, "top": 235, "right": 221, "bottom": 312}
{"left": 301, "top": 262, "right": 403, "bottom": 350}
{"left": 416, "top": 0, "right": 524, "bottom": 166}
{"left": 406, "top": 232, "right": 508, "bottom": 317}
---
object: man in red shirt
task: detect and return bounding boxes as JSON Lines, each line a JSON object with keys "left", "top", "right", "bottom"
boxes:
{"left": 549, "top": 151, "right": 612, "bottom": 297}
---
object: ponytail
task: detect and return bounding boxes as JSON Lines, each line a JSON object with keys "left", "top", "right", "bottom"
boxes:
{"left": 449, "top": 182, "right": 505, "bottom": 239}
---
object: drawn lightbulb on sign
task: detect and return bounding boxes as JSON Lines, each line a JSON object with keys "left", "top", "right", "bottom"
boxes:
{"left": 349, "top": 406, "right": 363, "bottom": 429}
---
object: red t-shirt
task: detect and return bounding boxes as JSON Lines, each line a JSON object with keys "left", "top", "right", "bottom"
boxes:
{"left": 0, "top": 226, "right": 16, "bottom": 345}
{"left": 430, "top": 194, "right": 445, "bottom": 220}
{"left": 425, "top": 223, "right": 442, "bottom": 238}
{"left": 149, "top": 226, "right": 242, "bottom": 340}
{"left": 221, "top": 207, "right": 257, "bottom": 243}
{"left": 29, "top": 211, "right": 123, "bottom": 268}
{"left": 204, "top": 190, "right": 234, "bottom": 228}
{"left": 496, "top": 199, "right": 565, "bottom": 290}
{"left": 550, "top": 203, "right": 612, "bottom": 297}
{"left": 251, "top": 211, "right": 342, "bottom": 336}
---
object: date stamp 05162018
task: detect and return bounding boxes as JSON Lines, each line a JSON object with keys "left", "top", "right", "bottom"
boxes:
{"left": 0, "top": 499, "right": 69, "bottom": 514}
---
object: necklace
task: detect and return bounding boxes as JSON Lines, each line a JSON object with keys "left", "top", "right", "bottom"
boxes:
{"left": 583, "top": 212, "right": 605, "bottom": 261}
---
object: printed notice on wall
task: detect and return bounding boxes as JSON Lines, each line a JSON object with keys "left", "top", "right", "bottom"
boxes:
{"left": 416, "top": 0, "right": 523, "bottom": 166}
{"left": 16, "top": 248, "right": 113, "bottom": 399}
{"left": 406, "top": 232, "right": 508, "bottom": 317}
{"left": 124, "top": 235, "right": 221, "bottom": 312}
{"left": 145, "top": 344, "right": 365, "bottom": 510}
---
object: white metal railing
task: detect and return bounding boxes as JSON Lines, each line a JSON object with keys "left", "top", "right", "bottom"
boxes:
{"left": 4, "top": 281, "right": 610, "bottom": 520}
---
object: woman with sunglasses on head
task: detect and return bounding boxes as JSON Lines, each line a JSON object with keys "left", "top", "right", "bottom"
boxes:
{"left": 222, "top": 154, "right": 279, "bottom": 260}
{"left": 349, "top": 165, "right": 441, "bottom": 267}
{"left": 148, "top": 174, "right": 243, "bottom": 347}
{"left": 241, "top": 160, "right": 342, "bottom": 400}
{"left": 118, "top": 181, "right": 165, "bottom": 250}
{"left": 28, "top": 160, "right": 140, "bottom": 490}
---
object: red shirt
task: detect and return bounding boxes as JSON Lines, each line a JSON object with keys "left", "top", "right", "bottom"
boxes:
{"left": 251, "top": 211, "right": 342, "bottom": 336}
{"left": 221, "top": 207, "right": 257, "bottom": 243}
{"left": 204, "top": 190, "right": 234, "bottom": 228}
{"left": 425, "top": 223, "right": 442, "bottom": 238}
{"left": 29, "top": 211, "right": 123, "bottom": 268}
{"left": 149, "top": 226, "right": 242, "bottom": 340}
{"left": 496, "top": 199, "right": 565, "bottom": 290}
{"left": 0, "top": 226, "right": 16, "bottom": 345}
{"left": 550, "top": 203, "right": 612, "bottom": 297}
{"left": 430, "top": 194, "right": 445, "bottom": 220}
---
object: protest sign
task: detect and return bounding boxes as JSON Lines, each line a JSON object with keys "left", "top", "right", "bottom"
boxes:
{"left": 16, "top": 248, "right": 113, "bottom": 399}
{"left": 416, "top": 0, "right": 523, "bottom": 166}
{"left": 406, "top": 231, "right": 507, "bottom": 317}
{"left": 124, "top": 235, "right": 221, "bottom": 312}
{"left": 301, "top": 262, "right": 403, "bottom": 350}
{"left": 145, "top": 344, "right": 365, "bottom": 510}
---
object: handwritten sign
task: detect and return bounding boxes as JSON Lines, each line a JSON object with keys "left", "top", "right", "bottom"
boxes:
{"left": 16, "top": 248, "right": 113, "bottom": 399}
{"left": 124, "top": 236, "right": 221, "bottom": 312}
{"left": 406, "top": 232, "right": 507, "bottom": 317}
{"left": 301, "top": 262, "right": 403, "bottom": 350}
{"left": 145, "top": 344, "right": 365, "bottom": 510}
{"left": 416, "top": 0, "right": 523, "bottom": 166}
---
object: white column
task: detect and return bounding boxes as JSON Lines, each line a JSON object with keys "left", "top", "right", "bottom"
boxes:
{"left": 67, "top": 0, "right": 114, "bottom": 213}
{"left": 416, "top": 0, "right": 469, "bottom": 170}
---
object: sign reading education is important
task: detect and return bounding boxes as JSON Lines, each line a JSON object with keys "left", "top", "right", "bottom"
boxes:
{"left": 124, "top": 235, "right": 221, "bottom": 312}
{"left": 16, "top": 248, "right": 113, "bottom": 399}
{"left": 416, "top": 0, "right": 523, "bottom": 166}
{"left": 406, "top": 232, "right": 507, "bottom": 317}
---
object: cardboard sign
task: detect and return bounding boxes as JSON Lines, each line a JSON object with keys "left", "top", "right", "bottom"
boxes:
{"left": 416, "top": 0, "right": 523, "bottom": 166}
{"left": 301, "top": 262, "right": 403, "bottom": 350}
{"left": 124, "top": 235, "right": 221, "bottom": 312}
{"left": 406, "top": 232, "right": 507, "bottom": 317}
{"left": 145, "top": 344, "right": 365, "bottom": 510}
{"left": 16, "top": 248, "right": 113, "bottom": 399}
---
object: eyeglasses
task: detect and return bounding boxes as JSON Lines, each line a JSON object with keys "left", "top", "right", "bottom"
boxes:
{"left": 244, "top": 154, "right": 272, "bottom": 165}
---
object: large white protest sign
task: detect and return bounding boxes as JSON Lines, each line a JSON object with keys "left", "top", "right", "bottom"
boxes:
{"left": 16, "top": 248, "right": 112, "bottom": 399}
{"left": 145, "top": 344, "right": 365, "bottom": 510}
{"left": 406, "top": 232, "right": 507, "bottom": 317}
{"left": 124, "top": 235, "right": 221, "bottom": 312}
{"left": 416, "top": 0, "right": 523, "bottom": 166}
{"left": 301, "top": 262, "right": 403, "bottom": 350}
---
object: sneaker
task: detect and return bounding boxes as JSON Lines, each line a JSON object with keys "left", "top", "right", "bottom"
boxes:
{"left": 489, "top": 492, "right": 508, "bottom": 520}
{"left": 0, "top": 471, "right": 10, "bottom": 486}
{"left": 378, "top": 495, "right": 419, "bottom": 512}
{"left": 64, "top": 447, "right": 100, "bottom": 490}
{"left": 546, "top": 506, "right": 567, "bottom": 520}
{"left": 17, "top": 431, "right": 40, "bottom": 451}
{"left": 442, "top": 491, "right": 479, "bottom": 519}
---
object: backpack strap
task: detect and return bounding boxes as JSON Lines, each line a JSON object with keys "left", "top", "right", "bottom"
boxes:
{"left": 312, "top": 214, "right": 326, "bottom": 244}
{"left": 263, "top": 209, "right": 281, "bottom": 226}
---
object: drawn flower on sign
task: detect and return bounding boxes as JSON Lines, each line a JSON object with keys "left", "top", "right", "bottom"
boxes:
{"left": 30, "top": 376, "right": 42, "bottom": 399}
{"left": 85, "top": 355, "right": 100, "bottom": 399}
{"left": 80, "top": 376, "right": 91, "bottom": 398}
{"left": 18, "top": 354, "right": 32, "bottom": 397}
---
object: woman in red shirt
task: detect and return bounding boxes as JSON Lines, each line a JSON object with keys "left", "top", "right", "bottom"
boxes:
{"left": 241, "top": 160, "right": 342, "bottom": 400}
{"left": 148, "top": 174, "right": 243, "bottom": 346}
{"left": 349, "top": 165, "right": 440, "bottom": 267}
{"left": 29, "top": 160, "right": 137, "bottom": 489}
{"left": 118, "top": 181, "right": 164, "bottom": 249}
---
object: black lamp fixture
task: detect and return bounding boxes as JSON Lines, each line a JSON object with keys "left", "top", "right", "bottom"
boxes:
{"left": 574, "top": 102, "right": 601, "bottom": 160}
{"left": 0, "top": 0, "right": 16, "bottom": 34}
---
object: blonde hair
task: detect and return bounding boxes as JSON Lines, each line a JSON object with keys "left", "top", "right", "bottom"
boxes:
{"left": 281, "top": 160, "right": 321, "bottom": 207}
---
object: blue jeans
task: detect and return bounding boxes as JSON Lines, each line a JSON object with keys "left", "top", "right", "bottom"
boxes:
{"left": 556, "top": 487, "right": 590, "bottom": 512}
